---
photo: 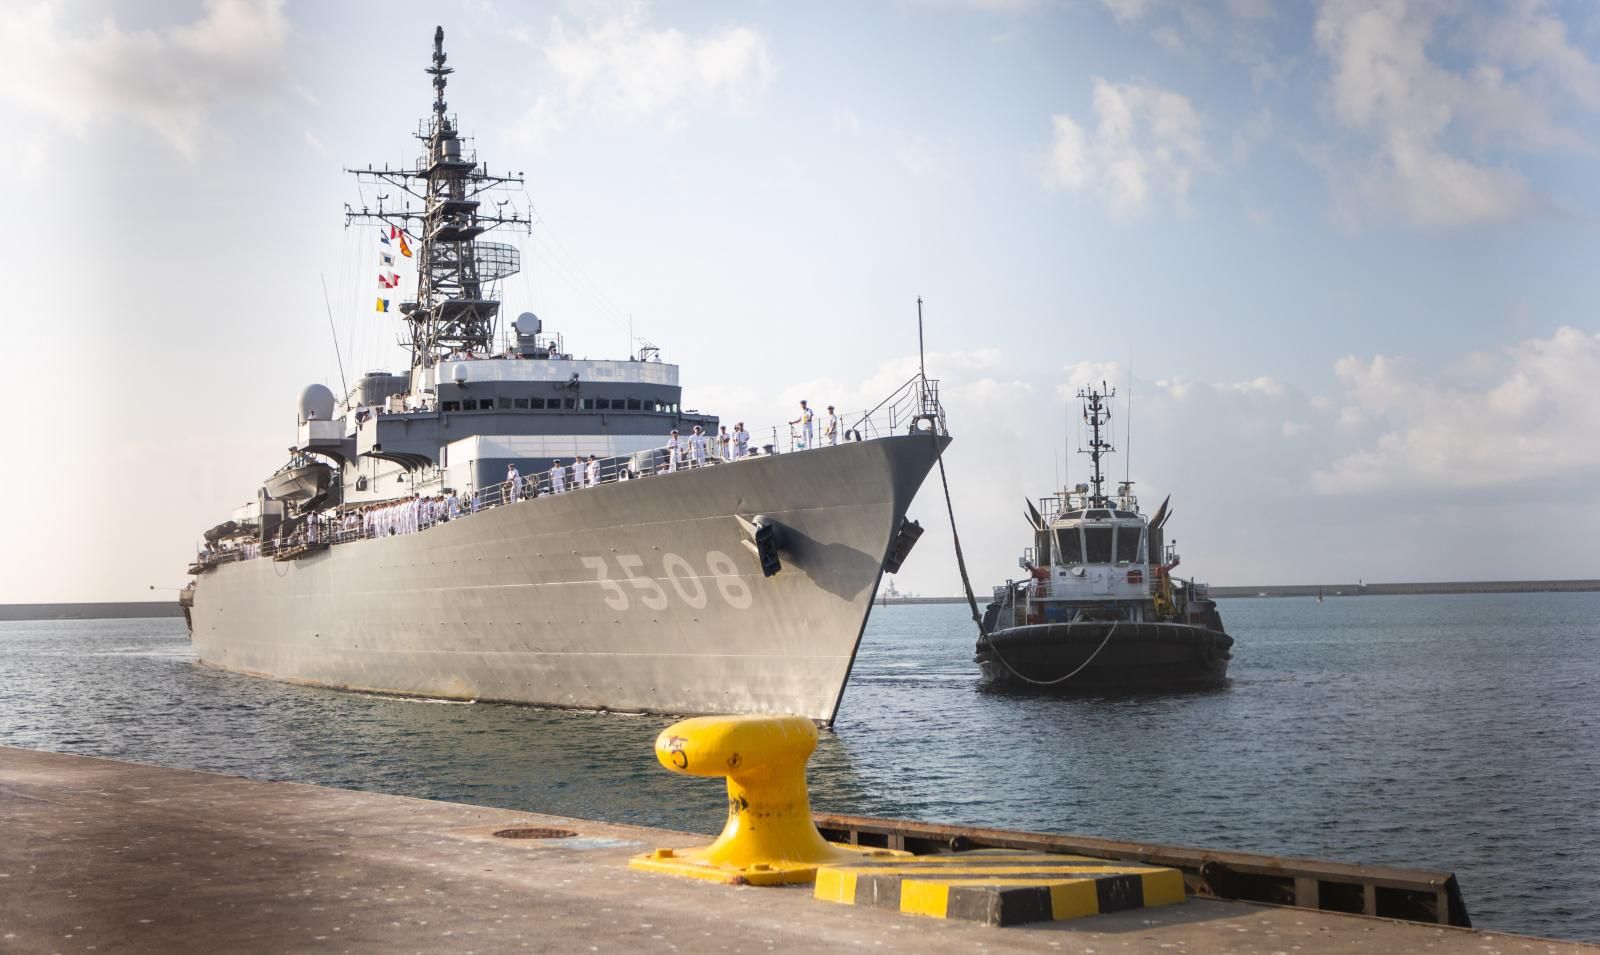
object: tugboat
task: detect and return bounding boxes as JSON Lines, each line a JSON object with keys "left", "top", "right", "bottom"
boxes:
{"left": 974, "top": 384, "right": 1232, "bottom": 691}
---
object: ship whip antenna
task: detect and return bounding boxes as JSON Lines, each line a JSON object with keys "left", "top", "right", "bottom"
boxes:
{"left": 320, "top": 273, "right": 350, "bottom": 397}
{"left": 1125, "top": 361, "right": 1132, "bottom": 489}
{"left": 917, "top": 296, "right": 926, "bottom": 383}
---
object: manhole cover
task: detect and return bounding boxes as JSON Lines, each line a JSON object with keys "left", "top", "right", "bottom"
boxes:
{"left": 492, "top": 827, "right": 577, "bottom": 840}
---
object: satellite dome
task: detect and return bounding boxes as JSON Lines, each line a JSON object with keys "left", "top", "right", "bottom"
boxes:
{"left": 514, "top": 312, "right": 541, "bottom": 335}
{"left": 298, "top": 383, "right": 335, "bottom": 424}
{"left": 450, "top": 363, "right": 468, "bottom": 384}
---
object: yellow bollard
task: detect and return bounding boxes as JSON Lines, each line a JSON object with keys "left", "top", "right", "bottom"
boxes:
{"left": 628, "top": 714, "right": 898, "bottom": 885}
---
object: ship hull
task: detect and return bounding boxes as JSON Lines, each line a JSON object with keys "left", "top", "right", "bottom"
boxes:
{"left": 189, "top": 433, "right": 948, "bottom": 724}
{"left": 975, "top": 622, "right": 1232, "bottom": 692}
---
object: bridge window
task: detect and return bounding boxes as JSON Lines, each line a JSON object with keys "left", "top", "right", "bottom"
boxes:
{"left": 1115, "top": 525, "right": 1142, "bottom": 563}
{"left": 498, "top": 397, "right": 512, "bottom": 409}
{"left": 563, "top": 397, "right": 575, "bottom": 410}
{"left": 627, "top": 398, "right": 642, "bottom": 411}
{"left": 442, "top": 401, "right": 460, "bottom": 412}
{"left": 530, "top": 398, "right": 546, "bottom": 409}
{"left": 1084, "top": 526, "right": 1113, "bottom": 563}
{"left": 513, "top": 398, "right": 529, "bottom": 409}
{"left": 1055, "top": 528, "right": 1083, "bottom": 564}
{"left": 461, "top": 399, "right": 480, "bottom": 411}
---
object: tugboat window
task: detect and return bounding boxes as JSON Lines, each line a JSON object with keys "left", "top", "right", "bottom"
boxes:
{"left": 1056, "top": 528, "right": 1084, "bottom": 564}
{"left": 1114, "top": 510, "right": 1138, "bottom": 519}
{"left": 1084, "top": 526, "right": 1114, "bottom": 563}
{"left": 1115, "top": 525, "right": 1142, "bottom": 563}
{"left": 1087, "top": 509, "right": 1112, "bottom": 520}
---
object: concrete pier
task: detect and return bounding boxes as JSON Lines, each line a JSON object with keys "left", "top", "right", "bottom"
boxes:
{"left": 2, "top": 747, "right": 1594, "bottom": 953}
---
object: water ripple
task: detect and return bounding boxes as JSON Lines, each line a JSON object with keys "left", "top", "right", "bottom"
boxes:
{"left": 1, "top": 594, "right": 1598, "bottom": 941}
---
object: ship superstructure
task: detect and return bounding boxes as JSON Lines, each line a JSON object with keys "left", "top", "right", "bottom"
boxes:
{"left": 183, "top": 29, "right": 950, "bottom": 725}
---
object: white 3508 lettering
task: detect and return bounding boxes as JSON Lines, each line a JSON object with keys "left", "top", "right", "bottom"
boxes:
{"left": 582, "top": 551, "right": 752, "bottom": 612}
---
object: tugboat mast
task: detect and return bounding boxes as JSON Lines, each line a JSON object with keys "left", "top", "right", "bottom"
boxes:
{"left": 1077, "top": 384, "right": 1116, "bottom": 507}
{"left": 344, "top": 26, "right": 531, "bottom": 369}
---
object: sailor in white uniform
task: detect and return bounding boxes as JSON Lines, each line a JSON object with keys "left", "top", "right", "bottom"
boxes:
{"left": 689, "top": 425, "right": 709, "bottom": 468}
{"left": 666, "top": 430, "right": 681, "bottom": 472}
{"left": 506, "top": 463, "right": 521, "bottom": 502}
{"left": 550, "top": 459, "right": 567, "bottom": 494}
{"left": 790, "top": 400, "right": 814, "bottom": 450}
{"left": 825, "top": 405, "right": 839, "bottom": 446}
{"left": 733, "top": 422, "right": 749, "bottom": 460}
{"left": 586, "top": 455, "right": 600, "bottom": 487}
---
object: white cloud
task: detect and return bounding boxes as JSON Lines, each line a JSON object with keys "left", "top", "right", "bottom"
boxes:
{"left": 1312, "top": 327, "right": 1600, "bottom": 493}
{"left": 897, "top": 136, "right": 937, "bottom": 175}
{"left": 1313, "top": 0, "right": 1600, "bottom": 229}
{"left": 1101, "top": 0, "right": 1151, "bottom": 22}
{"left": 0, "top": 0, "right": 290, "bottom": 158}
{"left": 1044, "top": 78, "right": 1211, "bottom": 218}
{"left": 511, "top": 2, "right": 772, "bottom": 143}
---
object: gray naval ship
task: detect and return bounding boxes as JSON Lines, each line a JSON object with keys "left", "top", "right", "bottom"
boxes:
{"left": 182, "top": 28, "right": 950, "bottom": 726}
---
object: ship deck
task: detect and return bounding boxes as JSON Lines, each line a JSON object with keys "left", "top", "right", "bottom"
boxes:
{"left": 4, "top": 747, "right": 1592, "bottom": 953}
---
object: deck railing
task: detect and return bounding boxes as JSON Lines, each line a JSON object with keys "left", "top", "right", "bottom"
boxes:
{"left": 194, "top": 377, "right": 946, "bottom": 568}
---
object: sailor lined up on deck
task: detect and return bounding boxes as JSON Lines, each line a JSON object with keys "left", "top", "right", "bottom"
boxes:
{"left": 825, "top": 405, "right": 839, "bottom": 446}
{"left": 666, "top": 430, "right": 681, "bottom": 472}
{"left": 689, "top": 425, "right": 709, "bottom": 467}
{"left": 586, "top": 455, "right": 600, "bottom": 487}
{"left": 550, "top": 459, "right": 567, "bottom": 493}
{"left": 506, "top": 463, "right": 522, "bottom": 500}
{"left": 790, "top": 400, "right": 814, "bottom": 449}
{"left": 733, "top": 422, "right": 749, "bottom": 459}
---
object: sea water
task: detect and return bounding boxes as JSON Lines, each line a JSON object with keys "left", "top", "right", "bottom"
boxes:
{"left": 2, "top": 593, "right": 1597, "bottom": 941}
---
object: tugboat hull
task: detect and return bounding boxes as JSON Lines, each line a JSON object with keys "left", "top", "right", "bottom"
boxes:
{"left": 975, "top": 622, "right": 1232, "bottom": 692}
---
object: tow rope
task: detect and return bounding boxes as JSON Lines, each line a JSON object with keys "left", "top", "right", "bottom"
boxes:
{"left": 933, "top": 431, "right": 1119, "bottom": 686}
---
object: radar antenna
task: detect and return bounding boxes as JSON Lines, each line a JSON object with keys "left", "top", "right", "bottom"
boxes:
{"left": 343, "top": 26, "right": 531, "bottom": 369}
{"left": 1077, "top": 382, "right": 1116, "bottom": 508}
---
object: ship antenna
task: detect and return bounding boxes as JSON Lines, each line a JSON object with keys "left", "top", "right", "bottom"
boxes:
{"left": 345, "top": 27, "right": 530, "bottom": 370}
{"left": 916, "top": 296, "right": 927, "bottom": 383}
{"left": 1124, "top": 361, "right": 1132, "bottom": 491}
{"left": 1076, "top": 381, "right": 1116, "bottom": 507}
{"left": 320, "top": 273, "right": 350, "bottom": 398}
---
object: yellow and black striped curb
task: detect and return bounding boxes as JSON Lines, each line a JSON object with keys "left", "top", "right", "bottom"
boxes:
{"left": 813, "top": 851, "right": 1185, "bottom": 926}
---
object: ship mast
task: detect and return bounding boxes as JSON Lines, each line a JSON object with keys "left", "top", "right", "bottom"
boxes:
{"left": 1077, "top": 383, "right": 1116, "bottom": 508}
{"left": 345, "top": 27, "right": 530, "bottom": 369}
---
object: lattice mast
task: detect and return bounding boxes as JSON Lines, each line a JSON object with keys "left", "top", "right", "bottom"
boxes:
{"left": 345, "top": 27, "right": 529, "bottom": 369}
{"left": 1077, "top": 384, "right": 1116, "bottom": 507}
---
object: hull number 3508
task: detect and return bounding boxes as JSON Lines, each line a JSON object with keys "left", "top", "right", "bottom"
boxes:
{"left": 580, "top": 551, "right": 753, "bottom": 611}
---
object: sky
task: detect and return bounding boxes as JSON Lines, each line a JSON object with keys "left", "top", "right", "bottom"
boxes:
{"left": 2, "top": 0, "right": 1599, "bottom": 602}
